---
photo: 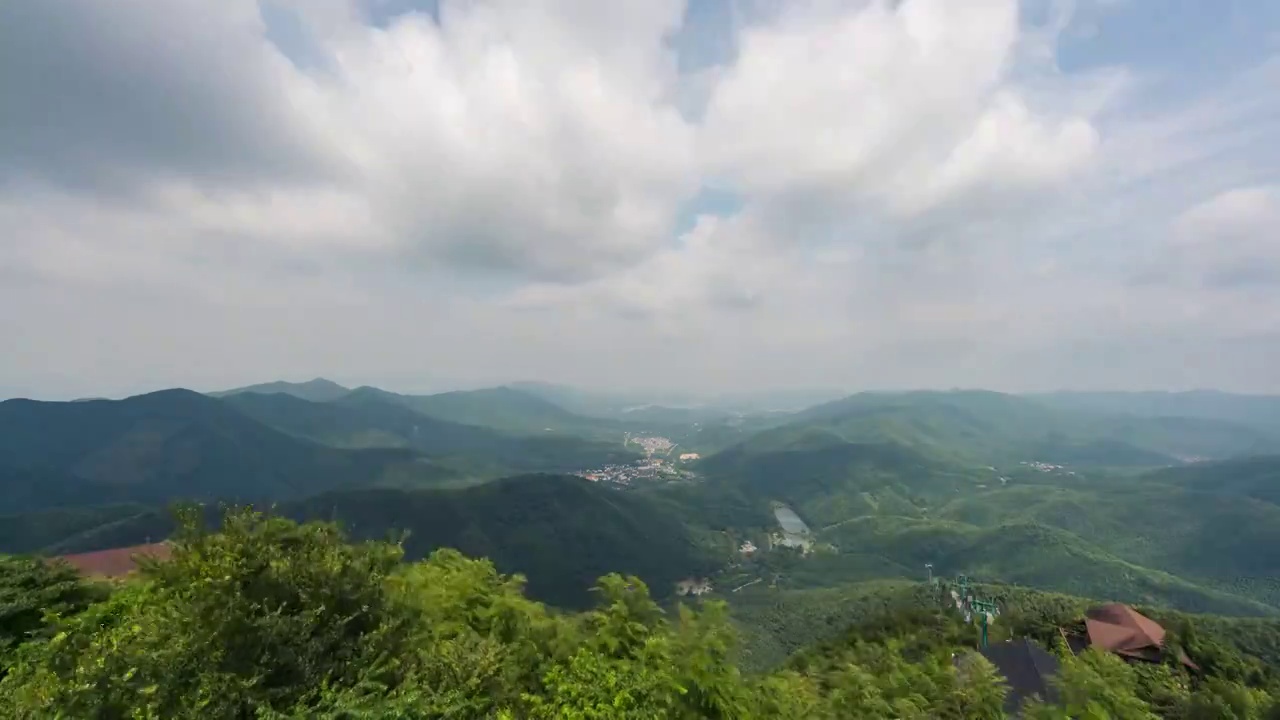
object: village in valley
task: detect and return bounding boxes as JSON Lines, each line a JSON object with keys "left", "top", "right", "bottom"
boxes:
{"left": 575, "top": 434, "right": 701, "bottom": 486}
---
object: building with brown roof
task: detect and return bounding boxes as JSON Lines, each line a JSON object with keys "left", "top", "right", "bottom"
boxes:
{"left": 1070, "top": 603, "right": 1197, "bottom": 670}
{"left": 54, "top": 542, "right": 173, "bottom": 579}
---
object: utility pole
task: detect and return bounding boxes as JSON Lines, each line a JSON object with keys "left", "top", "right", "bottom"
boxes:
{"left": 971, "top": 598, "right": 999, "bottom": 649}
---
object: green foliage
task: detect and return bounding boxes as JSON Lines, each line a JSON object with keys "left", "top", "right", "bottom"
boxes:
{"left": 283, "top": 474, "right": 718, "bottom": 608}
{"left": 2, "top": 510, "right": 1196, "bottom": 719}
{"left": 0, "top": 556, "right": 106, "bottom": 674}
{"left": 3, "top": 475, "right": 715, "bottom": 610}
{"left": 0, "top": 390, "right": 458, "bottom": 514}
{"left": 209, "top": 378, "right": 352, "bottom": 403}
{"left": 362, "top": 385, "right": 624, "bottom": 440}
{"left": 223, "top": 390, "right": 638, "bottom": 478}
{"left": 774, "top": 389, "right": 1278, "bottom": 465}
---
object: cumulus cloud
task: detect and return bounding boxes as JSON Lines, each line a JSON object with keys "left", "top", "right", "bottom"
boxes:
{"left": 698, "top": 0, "right": 1099, "bottom": 217}
{"left": 1168, "top": 186, "right": 1280, "bottom": 289}
{"left": 1, "top": 0, "right": 1278, "bottom": 397}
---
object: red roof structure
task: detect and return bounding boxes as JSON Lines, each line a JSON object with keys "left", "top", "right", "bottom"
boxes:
{"left": 1082, "top": 603, "right": 1197, "bottom": 669}
{"left": 54, "top": 542, "right": 172, "bottom": 578}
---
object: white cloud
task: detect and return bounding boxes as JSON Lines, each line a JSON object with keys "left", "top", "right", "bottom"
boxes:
{"left": 698, "top": 0, "right": 1099, "bottom": 218}
{"left": 1, "top": 0, "right": 1279, "bottom": 397}
{"left": 1168, "top": 186, "right": 1280, "bottom": 290}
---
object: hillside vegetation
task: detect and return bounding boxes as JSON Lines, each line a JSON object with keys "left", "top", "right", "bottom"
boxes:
{"left": 1036, "top": 390, "right": 1280, "bottom": 437}
{"left": 209, "top": 378, "right": 352, "bottom": 402}
{"left": 0, "top": 390, "right": 457, "bottom": 512}
{"left": 5, "top": 510, "right": 1280, "bottom": 718}
{"left": 7, "top": 381, "right": 1280, "bottom": 707}
{"left": 223, "top": 390, "right": 637, "bottom": 476}
{"left": 763, "top": 390, "right": 1278, "bottom": 465}
{"left": 0, "top": 476, "right": 711, "bottom": 609}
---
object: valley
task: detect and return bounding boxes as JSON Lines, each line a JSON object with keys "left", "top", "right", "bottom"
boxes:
{"left": 5, "top": 379, "right": 1280, "bottom": 715}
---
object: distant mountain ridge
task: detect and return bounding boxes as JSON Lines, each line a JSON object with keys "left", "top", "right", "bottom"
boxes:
{"left": 341, "top": 385, "right": 625, "bottom": 439}
{"left": 223, "top": 390, "right": 637, "bottom": 476}
{"left": 0, "top": 475, "right": 714, "bottom": 609}
{"left": 0, "top": 389, "right": 456, "bottom": 513}
{"left": 721, "top": 389, "right": 1278, "bottom": 467}
{"left": 209, "top": 378, "right": 352, "bottom": 402}
{"left": 1034, "top": 390, "right": 1280, "bottom": 436}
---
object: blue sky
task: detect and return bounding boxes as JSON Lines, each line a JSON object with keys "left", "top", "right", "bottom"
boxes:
{"left": 0, "top": 0, "right": 1277, "bottom": 399}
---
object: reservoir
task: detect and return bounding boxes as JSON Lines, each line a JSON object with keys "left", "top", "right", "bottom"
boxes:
{"left": 773, "top": 505, "right": 810, "bottom": 535}
{"left": 773, "top": 505, "right": 812, "bottom": 550}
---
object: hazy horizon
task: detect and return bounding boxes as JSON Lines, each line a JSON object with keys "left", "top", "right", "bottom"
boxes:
{"left": 3, "top": 1, "right": 1278, "bottom": 399}
{"left": 5, "top": 374, "right": 1279, "bottom": 406}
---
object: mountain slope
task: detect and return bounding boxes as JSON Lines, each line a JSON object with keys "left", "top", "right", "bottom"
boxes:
{"left": 934, "top": 482, "right": 1280, "bottom": 608}
{"left": 287, "top": 474, "right": 714, "bottom": 607}
{"left": 698, "top": 437, "right": 983, "bottom": 527}
{"left": 1, "top": 475, "right": 714, "bottom": 609}
{"left": 342, "top": 385, "right": 621, "bottom": 439}
{"left": 1035, "top": 390, "right": 1280, "bottom": 436}
{"left": 745, "top": 389, "right": 1273, "bottom": 466}
{"left": 815, "top": 517, "right": 1276, "bottom": 617}
{"left": 209, "top": 378, "right": 351, "bottom": 402}
{"left": 0, "top": 390, "right": 455, "bottom": 512}
{"left": 222, "top": 391, "right": 636, "bottom": 475}
{"left": 1143, "top": 455, "right": 1280, "bottom": 505}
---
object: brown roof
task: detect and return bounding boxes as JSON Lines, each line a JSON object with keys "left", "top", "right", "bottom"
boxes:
{"left": 1086, "top": 603, "right": 1166, "bottom": 650}
{"left": 1083, "top": 603, "right": 1190, "bottom": 665}
{"left": 54, "top": 542, "right": 173, "bottom": 578}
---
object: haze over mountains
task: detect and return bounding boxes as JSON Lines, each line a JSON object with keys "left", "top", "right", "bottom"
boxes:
{"left": 4, "top": 376, "right": 1280, "bottom": 620}
{"left": 4, "top": 0, "right": 1278, "bottom": 713}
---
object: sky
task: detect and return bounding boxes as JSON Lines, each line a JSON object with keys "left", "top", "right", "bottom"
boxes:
{"left": 2, "top": 0, "right": 1279, "bottom": 400}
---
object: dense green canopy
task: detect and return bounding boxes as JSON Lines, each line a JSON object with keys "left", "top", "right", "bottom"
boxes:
{"left": 2, "top": 509, "right": 1278, "bottom": 718}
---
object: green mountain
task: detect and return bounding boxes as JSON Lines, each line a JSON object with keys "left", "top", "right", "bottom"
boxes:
{"left": 222, "top": 391, "right": 636, "bottom": 476}
{"left": 0, "top": 504, "right": 158, "bottom": 556}
{"left": 745, "top": 389, "right": 1275, "bottom": 466}
{"left": 731, "top": 576, "right": 1280, "bottom": 674}
{"left": 342, "top": 385, "right": 622, "bottom": 439}
{"left": 816, "top": 517, "right": 1275, "bottom": 616}
{"left": 6, "top": 509, "right": 1279, "bottom": 718}
{"left": 0, "top": 390, "right": 456, "bottom": 512}
{"left": 208, "top": 378, "right": 351, "bottom": 402}
{"left": 285, "top": 474, "right": 714, "bottom": 608}
{"left": 1034, "top": 390, "right": 1280, "bottom": 435}
{"left": 1145, "top": 455, "right": 1280, "bottom": 505}
{"left": 686, "top": 412, "right": 1280, "bottom": 615}
{"left": 934, "top": 480, "right": 1280, "bottom": 607}
{"left": 697, "top": 437, "right": 983, "bottom": 527}
{"left": 1, "top": 475, "right": 713, "bottom": 609}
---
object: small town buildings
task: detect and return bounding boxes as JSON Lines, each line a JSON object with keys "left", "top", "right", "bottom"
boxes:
{"left": 675, "top": 578, "right": 713, "bottom": 596}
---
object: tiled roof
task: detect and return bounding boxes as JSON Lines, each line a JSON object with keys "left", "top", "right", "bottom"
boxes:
{"left": 977, "top": 639, "right": 1061, "bottom": 716}
{"left": 1083, "top": 603, "right": 1197, "bottom": 667}
{"left": 54, "top": 542, "right": 173, "bottom": 578}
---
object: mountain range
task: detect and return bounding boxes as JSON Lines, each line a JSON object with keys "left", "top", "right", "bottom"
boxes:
{"left": 4, "top": 378, "right": 1280, "bottom": 624}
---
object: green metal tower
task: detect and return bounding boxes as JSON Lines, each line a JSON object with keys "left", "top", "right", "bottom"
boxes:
{"left": 971, "top": 598, "right": 999, "bottom": 649}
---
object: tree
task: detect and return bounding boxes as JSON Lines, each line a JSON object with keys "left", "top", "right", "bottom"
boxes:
{"left": 1024, "top": 649, "right": 1159, "bottom": 720}
{"left": 0, "top": 555, "right": 106, "bottom": 676}
{"left": 0, "top": 508, "right": 411, "bottom": 718}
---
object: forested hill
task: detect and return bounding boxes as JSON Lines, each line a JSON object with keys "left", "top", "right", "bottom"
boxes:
{"left": 222, "top": 390, "right": 637, "bottom": 474}
{"left": 0, "top": 390, "right": 456, "bottom": 512}
{"left": 0, "top": 388, "right": 640, "bottom": 515}
{"left": 209, "top": 378, "right": 352, "bottom": 402}
{"left": 3, "top": 511, "right": 1279, "bottom": 718}
{"left": 742, "top": 389, "right": 1280, "bottom": 465}
{"left": 0, "top": 475, "right": 713, "bottom": 609}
